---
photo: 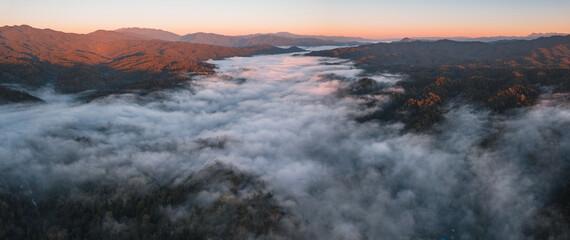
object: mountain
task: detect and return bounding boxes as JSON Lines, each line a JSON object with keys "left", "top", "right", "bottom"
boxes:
{"left": 308, "top": 35, "right": 570, "bottom": 69}
{"left": 114, "top": 27, "right": 181, "bottom": 41}
{"left": 309, "top": 35, "right": 570, "bottom": 131}
{"left": 86, "top": 29, "right": 150, "bottom": 42}
{"left": 399, "top": 33, "right": 569, "bottom": 43}
{"left": 240, "top": 32, "right": 375, "bottom": 42}
{"left": 106, "top": 28, "right": 367, "bottom": 46}
{"left": 0, "top": 25, "right": 304, "bottom": 99}
{"left": 179, "top": 32, "right": 242, "bottom": 46}
{"left": 240, "top": 35, "right": 340, "bottom": 46}
{"left": 179, "top": 32, "right": 352, "bottom": 47}
{"left": 273, "top": 32, "right": 374, "bottom": 42}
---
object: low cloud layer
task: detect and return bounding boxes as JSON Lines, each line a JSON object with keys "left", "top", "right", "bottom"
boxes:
{"left": 1, "top": 52, "right": 569, "bottom": 239}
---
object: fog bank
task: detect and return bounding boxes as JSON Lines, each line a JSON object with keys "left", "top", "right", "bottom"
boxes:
{"left": 1, "top": 52, "right": 569, "bottom": 239}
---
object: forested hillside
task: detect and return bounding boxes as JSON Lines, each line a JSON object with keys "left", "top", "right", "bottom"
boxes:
{"left": 309, "top": 36, "right": 570, "bottom": 131}
{"left": 0, "top": 25, "right": 303, "bottom": 100}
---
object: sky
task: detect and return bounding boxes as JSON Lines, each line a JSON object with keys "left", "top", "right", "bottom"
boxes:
{"left": 1, "top": 0, "right": 569, "bottom": 39}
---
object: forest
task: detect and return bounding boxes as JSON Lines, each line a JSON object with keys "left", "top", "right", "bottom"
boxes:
{"left": 310, "top": 36, "right": 570, "bottom": 131}
{"left": 0, "top": 163, "right": 296, "bottom": 240}
{"left": 0, "top": 25, "right": 303, "bottom": 102}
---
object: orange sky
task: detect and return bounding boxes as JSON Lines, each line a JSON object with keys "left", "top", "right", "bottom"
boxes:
{"left": 2, "top": 0, "right": 569, "bottom": 39}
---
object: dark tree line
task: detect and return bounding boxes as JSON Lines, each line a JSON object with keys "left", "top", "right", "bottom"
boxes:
{"left": 0, "top": 164, "right": 293, "bottom": 240}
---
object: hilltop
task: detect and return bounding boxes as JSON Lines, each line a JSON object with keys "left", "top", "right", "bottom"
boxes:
{"left": 114, "top": 27, "right": 182, "bottom": 41}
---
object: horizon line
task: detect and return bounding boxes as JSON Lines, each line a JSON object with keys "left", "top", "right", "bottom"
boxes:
{"left": 4, "top": 24, "right": 570, "bottom": 41}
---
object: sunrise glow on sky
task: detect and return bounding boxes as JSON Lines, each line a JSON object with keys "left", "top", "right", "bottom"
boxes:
{"left": 2, "top": 0, "right": 569, "bottom": 39}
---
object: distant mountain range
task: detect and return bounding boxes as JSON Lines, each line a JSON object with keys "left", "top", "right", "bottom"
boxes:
{"left": 395, "top": 33, "right": 569, "bottom": 43}
{"left": 111, "top": 28, "right": 569, "bottom": 45}
{"left": 114, "top": 28, "right": 363, "bottom": 47}
{"left": 0, "top": 25, "right": 304, "bottom": 101}
{"left": 179, "top": 32, "right": 351, "bottom": 47}
{"left": 115, "top": 27, "right": 182, "bottom": 41}
{"left": 3, "top": 25, "right": 569, "bottom": 103}
{"left": 309, "top": 35, "right": 570, "bottom": 69}
{"left": 238, "top": 32, "right": 375, "bottom": 42}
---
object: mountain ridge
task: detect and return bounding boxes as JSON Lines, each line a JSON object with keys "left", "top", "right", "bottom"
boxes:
{"left": 308, "top": 35, "right": 570, "bottom": 69}
{"left": 238, "top": 31, "right": 375, "bottom": 42}
{"left": 178, "top": 32, "right": 354, "bottom": 47}
{"left": 308, "top": 34, "right": 570, "bottom": 132}
{"left": 114, "top": 27, "right": 182, "bottom": 41}
{"left": 107, "top": 27, "right": 366, "bottom": 46}
{"left": 0, "top": 25, "right": 305, "bottom": 100}
{"left": 394, "top": 32, "right": 569, "bottom": 43}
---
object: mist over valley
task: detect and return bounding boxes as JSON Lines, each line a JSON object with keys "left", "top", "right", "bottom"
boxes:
{"left": 1, "top": 25, "right": 570, "bottom": 239}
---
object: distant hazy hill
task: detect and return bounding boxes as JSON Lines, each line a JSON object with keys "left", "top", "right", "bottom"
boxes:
{"left": 0, "top": 25, "right": 304, "bottom": 99}
{"left": 179, "top": 32, "right": 242, "bottom": 46}
{"left": 113, "top": 28, "right": 569, "bottom": 45}
{"left": 241, "top": 35, "right": 341, "bottom": 46}
{"left": 109, "top": 28, "right": 359, "bottom": 46}
{"left": 115, "top": 27, "right": 182, "bottom": 41}
{"left": 308, "top": 35, "right": 570, "bottom": 69}
{"left": 401, "top": 33, "right": 569, "bottom": 43}
{"left": 179, "top": 32, "right": 345, "bottom": 47}
{"left": 241, "top": 32, "right": 375, "bottom": 42}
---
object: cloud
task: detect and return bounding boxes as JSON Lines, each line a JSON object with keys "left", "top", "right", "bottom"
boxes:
{"left": 1, "top": 52, "right": 569, "bottom": 239}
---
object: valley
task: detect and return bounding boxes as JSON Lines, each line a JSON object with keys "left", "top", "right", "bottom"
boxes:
{"left": 0, "top": 25, "right": 569, "bottom": 239}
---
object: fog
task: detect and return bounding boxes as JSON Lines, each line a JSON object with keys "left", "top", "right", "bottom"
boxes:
{"left": 1, "top": 52, "right": 569, "bottom": 239}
